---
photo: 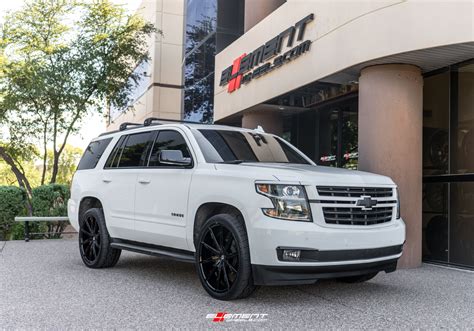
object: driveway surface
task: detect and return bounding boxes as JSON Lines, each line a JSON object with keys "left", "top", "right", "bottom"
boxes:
{"left": 1, "top": 239, "right": 473, "bottom": 329}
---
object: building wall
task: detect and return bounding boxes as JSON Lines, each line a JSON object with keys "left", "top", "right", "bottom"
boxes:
{"left": 214, "top": 0, "right": 474, "bottom": 121}
{"left": 107, "top": 0, "right": 186, "bottom": 131}
{"left": 244, "top": 0, "right": 285, "bottom": 32}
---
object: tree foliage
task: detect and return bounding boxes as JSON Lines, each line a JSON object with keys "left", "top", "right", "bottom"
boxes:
{"left": 0, "top": 0, "right": 157, "bottom": 187}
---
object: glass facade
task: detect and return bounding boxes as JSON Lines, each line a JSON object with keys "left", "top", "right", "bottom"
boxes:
{"left": 184, "top": 0, "right": 244, "bottom": 123}
{"left": 422, "top": 60, "right": 474, "bottom": 268}
{"left": 275, "top": 82, "right": 359, "bottom": 169}
{"left": 184, "top": 0, "right": 217, "bottom": 123}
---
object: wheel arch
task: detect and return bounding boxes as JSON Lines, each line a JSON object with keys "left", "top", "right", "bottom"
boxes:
{"left": 78, "top": 196, "right": 103, "bottom": 222}
{"left": 193, "top": 202, "right": 246, "bottom": 249}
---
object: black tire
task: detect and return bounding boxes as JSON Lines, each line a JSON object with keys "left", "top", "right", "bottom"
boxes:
{"left": 79, "top": 208, "right": 121, "bottom": 268}
{"left": 195, "top": 214, "right": 257, "bottom": 300}
{"left": 336, "top": 272, "right": 378, "bottom": 283}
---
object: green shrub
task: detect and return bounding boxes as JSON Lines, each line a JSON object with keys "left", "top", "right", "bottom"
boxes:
{"left": 32, "top": 184, "right": 70, "bottom": 217}
{"left": 31, "top": 184, "right": 70, "bottom": 239}
{"left": 10, "top": 222, "right": 48, "bottom": 241}
{"left": 0, "top": 186, "right": 27, "bottom": 240}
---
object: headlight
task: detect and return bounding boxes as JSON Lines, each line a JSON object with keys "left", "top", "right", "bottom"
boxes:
{"left": 396, "top": 187, "right": 401, "bottom": 219}
{"left": 256, "top": 183, "right": 312, "bottom": 222}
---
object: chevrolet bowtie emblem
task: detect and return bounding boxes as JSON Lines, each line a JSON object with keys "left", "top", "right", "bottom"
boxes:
{"left": 356, "top": 196, "right": 377, "bottom": 210}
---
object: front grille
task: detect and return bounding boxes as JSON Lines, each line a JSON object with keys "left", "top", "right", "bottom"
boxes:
{"left": 322, "top": 207, "right": 393, "bottom": 226}
{"left": 317, "top": 186, "right": 393, "bottom": 198}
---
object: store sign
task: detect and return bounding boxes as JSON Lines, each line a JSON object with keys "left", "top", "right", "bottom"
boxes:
{"left": 219, "top": 14, "right": 314, "bottom": 93}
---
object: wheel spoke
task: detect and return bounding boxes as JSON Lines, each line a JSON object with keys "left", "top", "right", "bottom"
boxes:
{"left": 200, "top": 257, "right": 215, "bottom": 264}
{"left": 224, "top": 231, "right": 233, "bottom": 251}
{"left": 201, "top": 241, "right": 220, "bottom": 255}
{"left": 83, "top": 219, "right": 92, "bottom": 233}
{"left": 225, "top": 260, "right": 238, "bottom": 274}
{"left": 209, "top": 228, "right": 221, "bottom": 252}
{"left": 216, "top": 266, "right": 222, "bottom": 290}
{"left": 80, "top": 228, "right": 92, "bottom": 236}
{"left": 218, "top": 227, "right": 224, "bottom": 249}
{"left": 206, "top": 265, "right": 217, "bottom": 279}
{"left": 222, "top": 264, "right": 230, "bottom": 289}
{"left": 226, "top": 252, "right": 238, "bottom": 259}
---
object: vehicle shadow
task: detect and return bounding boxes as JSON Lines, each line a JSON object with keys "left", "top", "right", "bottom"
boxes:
{"left": 111, "top": 253, "right": 409, "bottom": 304}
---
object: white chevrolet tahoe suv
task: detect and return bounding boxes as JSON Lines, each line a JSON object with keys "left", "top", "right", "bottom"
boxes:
{"left": 68, "top": 118, "right": 405, "bottom": 300}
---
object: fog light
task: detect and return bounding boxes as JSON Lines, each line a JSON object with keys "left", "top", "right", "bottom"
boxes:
{"left": 282, "top": 249, "right": 301, "bottom": 261}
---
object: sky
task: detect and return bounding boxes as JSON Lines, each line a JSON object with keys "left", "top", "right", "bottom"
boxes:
{"left": 0, "top": 0, "right": 143, "bottom": 150}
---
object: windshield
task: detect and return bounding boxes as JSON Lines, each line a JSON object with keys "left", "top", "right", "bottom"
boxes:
{"left": 192, "top": 129, "right": 311, "bottom": 164}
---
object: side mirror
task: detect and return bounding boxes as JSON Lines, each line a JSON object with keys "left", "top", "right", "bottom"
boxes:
{"left": 159, "top": 150, "right": 192, "bottom": 166}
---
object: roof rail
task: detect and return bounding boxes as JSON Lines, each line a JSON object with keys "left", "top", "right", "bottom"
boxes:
{"left": 119, "top": 122, "right": 142, "bottom": 131}
{"left": 143, "top": 117, "right": 211, "bottom": 127}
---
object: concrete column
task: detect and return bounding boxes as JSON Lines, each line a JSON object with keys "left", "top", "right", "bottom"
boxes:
{"left": 244, "top": 0, "right": 286, "bottom": 32}
{"left": 358, "top": 64, "right": 423, "bottom": 269}
{"left": 242, "top": 111, "right": 283, "bottom": 135}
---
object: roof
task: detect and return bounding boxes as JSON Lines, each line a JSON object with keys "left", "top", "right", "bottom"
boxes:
{"left": 95, "top": 121, "right": 266, "bottom": 141}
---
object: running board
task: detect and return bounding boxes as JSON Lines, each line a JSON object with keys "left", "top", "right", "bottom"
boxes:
{"left": 110, "top": 239, "right": 195, "bottom": 263}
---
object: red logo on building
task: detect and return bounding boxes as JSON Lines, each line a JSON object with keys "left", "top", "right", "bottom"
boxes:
{"left": 227, "top": 54, "right": 246, "bottom": 93}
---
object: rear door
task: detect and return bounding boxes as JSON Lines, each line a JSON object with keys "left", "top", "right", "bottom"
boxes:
{"left": 134, "top": 129, "right": 195, "bottom": 250}
{"left": 101, "top": 131, "right": 156, "bottom": 239}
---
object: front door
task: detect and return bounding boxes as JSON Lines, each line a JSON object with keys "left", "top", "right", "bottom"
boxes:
{"left": 134, "top": 129, "right": 195, "bottom": 250}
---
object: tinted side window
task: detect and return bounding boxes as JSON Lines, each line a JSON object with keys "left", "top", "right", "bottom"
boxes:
{"left": 77, "top": 138, "right": 112, "bottom": 170}
{"left": 149, "top": 130, "right": 192, "bottom": 167}
{"left": 117, "top": 132, "right": 155, "bottom": 168}
{"left": 104, "top": 136, "right": 126, "bottom": 168}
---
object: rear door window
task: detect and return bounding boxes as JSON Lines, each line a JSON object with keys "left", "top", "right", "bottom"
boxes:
{"left": 111, "top": 131, "right": 156, "bottom": 168}
{"left": 77, "top": 138, "right": 112, "bottom": 170}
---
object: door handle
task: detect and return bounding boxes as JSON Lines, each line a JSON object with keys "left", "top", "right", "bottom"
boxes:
{"left": 138, "top": 179, "right": 151, "bottom": 184}
{"left": 102, "top": 178, "right": 112, "bottom": 183}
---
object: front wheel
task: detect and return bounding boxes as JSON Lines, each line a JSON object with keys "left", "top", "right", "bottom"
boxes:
{"left": 79, "top": 208, "right": 121, "bottom": 268}
{"left": 195, "top": 214, "right": 257, "bottom": 300}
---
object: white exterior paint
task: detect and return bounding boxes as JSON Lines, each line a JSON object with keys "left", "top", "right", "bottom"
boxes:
{"left": 214, "top": 0, "right": 474, "bottom": 120}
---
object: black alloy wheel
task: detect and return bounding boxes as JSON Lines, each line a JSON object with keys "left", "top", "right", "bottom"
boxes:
{"left": 79, "top": 213, "right": 101, "bottom": 265}
{"left": 196, "top": 214, "right": 256, "bottom": 300}
{"left": 79, "top": 208, "right": 121, "bottom": 268}
{"left": 199, "top": 223, "right": 239, "bottom": 293}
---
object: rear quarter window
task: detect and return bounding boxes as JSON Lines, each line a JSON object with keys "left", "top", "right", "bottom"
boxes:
{"left": 77, "top": 138, "right": 112, "bottom": 170}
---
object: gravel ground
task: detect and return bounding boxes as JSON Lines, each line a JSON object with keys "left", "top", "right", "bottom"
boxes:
{"left": 1, "top": 239, "right": 473, "bottom": 329}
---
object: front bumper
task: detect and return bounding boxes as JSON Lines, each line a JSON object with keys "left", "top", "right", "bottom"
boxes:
{"left": 247, "top": 215, "right": 406, "bottom": 266}
{"left": 252, "top": 258, "right": 398, "bottom": 285}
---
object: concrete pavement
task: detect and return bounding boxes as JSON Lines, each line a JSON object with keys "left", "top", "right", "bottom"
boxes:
{"left": 1, "top": 239, "right": 473, "bottom": 329}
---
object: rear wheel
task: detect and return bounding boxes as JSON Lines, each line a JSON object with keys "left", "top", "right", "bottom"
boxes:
{"left": 79, "top": 208, "right": 121, "bottom": 268}
{"left": 336, "top": 272, "right": 378, "bottom": 283}
{"left": 196, "top": 214, "right": 256, "bottom": 300}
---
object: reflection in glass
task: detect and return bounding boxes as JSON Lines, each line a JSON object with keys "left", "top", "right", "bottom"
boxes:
{"left": 422, "top": 183, "right": 449, "bottom": 262}
{"left": 450, "top": 182, "right": 474, "bottom": 266}
{"left": 423, "top": 71, "right": 449, "bottom": 176}
{"left": 454, "top": 63, "right": 474, "bottom": 174}
{"left": 184, "top": 0, "right": 217, "bottom": 123}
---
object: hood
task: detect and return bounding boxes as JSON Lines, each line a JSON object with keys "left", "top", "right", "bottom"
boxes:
{"left": 215, "top": 163, "right": 395, "bottom": 186}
